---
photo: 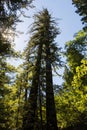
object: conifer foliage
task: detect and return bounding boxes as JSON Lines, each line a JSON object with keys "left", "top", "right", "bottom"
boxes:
{"left": 72, "top": 0, "right": 87, "bottom": 29}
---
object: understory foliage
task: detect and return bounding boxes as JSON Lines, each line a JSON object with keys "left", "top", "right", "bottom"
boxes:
{"left": 56, "top": 30, "right": 87, "bottom": 129}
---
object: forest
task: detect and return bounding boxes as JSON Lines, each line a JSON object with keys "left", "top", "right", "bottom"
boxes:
{"left": 0, "top": 0, "right": 87, "bottom": 130}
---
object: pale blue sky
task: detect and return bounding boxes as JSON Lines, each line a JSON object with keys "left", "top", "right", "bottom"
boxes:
{"left": 14, "top": 0, "right": 83, "bottom": 85}
{"left": 15, "top": 0, "right": 83, "bottom": 51}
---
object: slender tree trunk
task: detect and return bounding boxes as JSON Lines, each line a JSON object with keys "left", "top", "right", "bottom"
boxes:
{"left": 23, "top": 44, "right": 42, "bottom": 130}
{"left": 46, "top": 46, "right": 58, "bottom": 130}
{"left": 22, "top": 88, "right": 28, "bottom": 129}
{"left": 16, "top": 84, "right": 22, "bottom": 130}
{"left": 22, "top": 71, "right": 29, "bottom": 129}
{"left": 38, "top": 80, "right": 43, "bottom": 130}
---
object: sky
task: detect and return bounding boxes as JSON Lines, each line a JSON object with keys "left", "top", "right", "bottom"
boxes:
{"left": 14, "top": 0, "right": 83, "bottom": 85}
{"left": 15, "top": 0, "right": 83, "bottom": 51}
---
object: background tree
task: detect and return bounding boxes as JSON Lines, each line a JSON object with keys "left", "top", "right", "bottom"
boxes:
{"left": 72, "top": 0, "right": 87, "bottom": 29}
{"left": 63, "top": 30, "right": 87, "bottom": 89}
{"left": 0, "top": 0, "right": 34, "bottom": 54}
{"left": 0, "top": 60, "right": 18, "bottom": 130}
{"left": 0, "top": 1, "right": 34, "bottom": 129}
{"left": 56, "top": 30, "right": 87, "bottom": 130}
{"left": 0, "top": 0, "right": 34, "bottom": 28}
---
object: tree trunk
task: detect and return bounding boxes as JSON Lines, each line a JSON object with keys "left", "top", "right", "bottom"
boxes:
{"left": 38, "top": 80, "right": 43, "bottom": 130}
{"left": 23, "top": 44, "right": 42, "bottom": 130}
{"left": 46, "top": 47, "right": 58, "bottom": 130}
